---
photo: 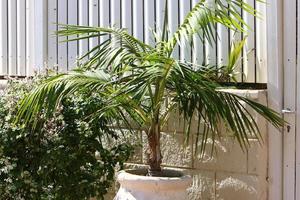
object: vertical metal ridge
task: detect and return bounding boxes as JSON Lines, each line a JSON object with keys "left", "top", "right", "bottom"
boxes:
{"left": 24, "top": 0, "right": 27, "bottom": 75}
{"left": 254, "top": 0, "right": 257, "bottom": 83}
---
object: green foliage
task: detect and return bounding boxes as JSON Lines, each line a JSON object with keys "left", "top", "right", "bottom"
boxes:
{"left": 0, "top": 78, "right": 134, "bottom": 200}
{"left": 16, "top": 0, "right": 284, "bottom": 172}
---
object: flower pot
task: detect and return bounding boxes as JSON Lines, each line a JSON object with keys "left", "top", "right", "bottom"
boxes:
{"left": 114, "top": 168, "right": 192, "bottom": 200}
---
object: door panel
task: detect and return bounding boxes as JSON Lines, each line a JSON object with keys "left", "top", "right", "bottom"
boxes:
{"left": 296, "top": 0, "right": 300, "bottom": 198}
{"left": 283, "top": 0, "right": 297, "bottom": 199}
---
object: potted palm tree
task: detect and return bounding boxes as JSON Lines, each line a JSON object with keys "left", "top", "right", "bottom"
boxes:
{"left": 16, "top": 0, "right": 284, "bottom": 199}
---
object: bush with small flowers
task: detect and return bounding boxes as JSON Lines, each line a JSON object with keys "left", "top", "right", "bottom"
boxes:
{"left": 0, "top": 76, "right": 133, "bottom": 200}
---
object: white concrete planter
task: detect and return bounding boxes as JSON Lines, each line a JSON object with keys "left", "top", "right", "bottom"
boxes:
{"left": 114, "top": 169, "right": 192, "bottom": 200}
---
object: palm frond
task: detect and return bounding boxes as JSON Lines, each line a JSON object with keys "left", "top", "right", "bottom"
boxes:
{"left": 16, "top": 0, "right": 284, "bottom": 169}
{"left": 166, "top": 0, "right": 257, "bottom": 55}
{"left": 16, "top": 69, "right": 150, "bottom": 131}
{"left": 216, "top": 38, "right": 246, "bottom": 82}
{"left": 57, "top": 25, "right": 154, "bottom": 71}
{"left": 16, "top": 69, "right": 112, "bottom": 127}
{"left": 228, "top": 38, "right": 246, "bottom": 72}
{"left": 167, "top": 63, "right": 284, "bottom": 155}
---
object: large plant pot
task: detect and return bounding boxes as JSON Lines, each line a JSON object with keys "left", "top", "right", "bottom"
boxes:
{"left": 114, "top": 168, "right": 192, "bottom": 200}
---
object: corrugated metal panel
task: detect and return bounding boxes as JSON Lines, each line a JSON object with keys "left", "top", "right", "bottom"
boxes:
{"left": 89, "top": 0, "right": 99, "bottom": 49}
{"left": 144, "top": 0, "right": 154, "bottom": 46}
{"left": 57, "top": 0, "right": 68, "bottom": 72}
{"left": 256, "top": 1, "right": 267, "bottom": 83}
{"left": 168, "top": 0, "right": 179, "bottom": 59}
{"left": 0, "top": 0, "right": 8, "bottom": 75}
{"left": 179, "top": 0, "right": 191, "bottom": 62}
{"left": 67, "top": 0, "right": 78, "bottom": 69}
{"left": 0, "top": 0, "right": 267, "bottom": 83}
{"left": 133, "top": 0, "right": 143, "bottom": 41}
{"left": 243, "top": 0, "right": 256, "bottom": 83}
{"left": 17, "top": 0, "right": 26, "bottom": 76}
{"left": 230, "top": 3, "right": 243, "bottom": 82}
{"left": 217, "top": 0, "right": 229, "bottom": 68}
{"left": 121, "top": 0, "right": 132, "bottom": 34}
{"left": 191, "top": 0, "right": 204, "bottom": 67}
{"left": 48, "top": 0, "right": 58, "bottom": 70}
{"left": 99, "top": 0, "right": 110, "bottom": 43}
{"left": 111, "top": 0, "right": 120, "bottom": 28}
{"left": 155, "top": 0, "right": 166, "bottom": 36}
{"left": 26, "top": 0, "right": 35, "bottom": 75}
{"left": 8, "top": 0, "right": 17, "bottom": 75}
{"left": 78, "top": 0, "right": 89, "bottom": 61}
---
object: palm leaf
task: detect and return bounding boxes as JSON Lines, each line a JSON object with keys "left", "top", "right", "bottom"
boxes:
{"left": 167, "top": 63, "right": 284, "bottom": 154}
{"left": 57, "top": 25, "right": 154, "bottom": 71}
{"left": 16, "top": 0, "right": 284, "bottom": 166}
{"left": 166, "top": 0, "right": 257, "bottom": 55}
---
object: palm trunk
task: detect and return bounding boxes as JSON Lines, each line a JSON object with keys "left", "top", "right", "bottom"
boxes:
{"left": 147, "top": 123, "right": 162, "bottom": 176}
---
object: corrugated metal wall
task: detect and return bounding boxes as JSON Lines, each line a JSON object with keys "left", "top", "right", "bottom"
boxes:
{"left": 0, "top": 0, "right": 33, "bottom": 76}
{"left": 0, "top": 0, "right": 267, "bottom": 83}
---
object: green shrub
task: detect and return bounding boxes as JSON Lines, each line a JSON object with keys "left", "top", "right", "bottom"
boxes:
{"left": 0, "top": 77, "right": 134, "bottom": 200}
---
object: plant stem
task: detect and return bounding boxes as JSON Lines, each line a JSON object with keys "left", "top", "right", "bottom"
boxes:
{"left": 147, "top": 122, "right": 162, "bottom": 176}
{"left": 146, "top": 61, "right": 173, "bottom": 176}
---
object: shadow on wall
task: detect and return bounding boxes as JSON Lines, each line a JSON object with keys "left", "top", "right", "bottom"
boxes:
{"left": 188, "top": 174, "right": 257, "bottom": 200}
{"left": 186, "top": 137, "right": 260, "bottom": 200}
{"left": 215, "top": 176, "right": 257, "bottom": 200}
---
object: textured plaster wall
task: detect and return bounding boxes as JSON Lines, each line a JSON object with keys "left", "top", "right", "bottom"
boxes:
{"left": 108, "top": 89, "right": 269, "bottom": 200}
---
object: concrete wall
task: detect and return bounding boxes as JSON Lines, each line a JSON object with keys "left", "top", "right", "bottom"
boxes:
{"left": 109, "top": 89, "right": 269, "bottom": 200}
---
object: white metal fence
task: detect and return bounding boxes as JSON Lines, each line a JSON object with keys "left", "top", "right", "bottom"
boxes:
{"left": 0, "top": 0, "right": 267, "bottom": 83}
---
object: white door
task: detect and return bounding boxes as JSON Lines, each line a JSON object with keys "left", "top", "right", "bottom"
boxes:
{"left": 268, "top": 0, "right": 298, "bottom": 199}
{"left": 283, "top": 0, "right": 298, "bottom": 199}
{"left": 295, "top": 0, "right": 300, "bottom": 198}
